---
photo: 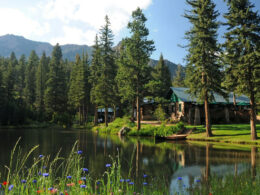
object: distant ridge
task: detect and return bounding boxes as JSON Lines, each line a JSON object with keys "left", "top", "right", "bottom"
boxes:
{"left": 0, "top": 34, "right": 182, "bottom": 78}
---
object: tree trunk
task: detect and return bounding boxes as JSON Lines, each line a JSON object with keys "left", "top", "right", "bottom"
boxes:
{"left": 105, "top": 106, "right": 108, "bottom": 127}
{"left": 136, "top": 96, "right": 141, "bottom": 131}
{"left": 131, "top": 101, "right": 135, "bottom": 122}
{"left": 250, "top": 91, "right": 257, "bottom": 140}
{"left": 251, "top": 146, "right": 257, "bottom": 179}
{"left": 205, "top": 93, "right": 212, "bottom": 137}
{"left": 94, "top": 104, "right": 98, "bottom": 126}
{"left": 205, "top": 143, "right": 210, "bottom": 181}
{"left": 233, "top": 93, "right": 236, "bottom": 106}
{"left": 113, "top": 104, "right": 116, "bottom": 121}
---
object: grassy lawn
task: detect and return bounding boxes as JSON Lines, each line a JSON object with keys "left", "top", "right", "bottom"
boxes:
{"left": 187, "top": 124, "right": 260, "bottom": 145}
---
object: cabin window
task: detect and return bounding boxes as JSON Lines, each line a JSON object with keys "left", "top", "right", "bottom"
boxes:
{"left": 179, "top": 103, "right": 182, "bottom": 112}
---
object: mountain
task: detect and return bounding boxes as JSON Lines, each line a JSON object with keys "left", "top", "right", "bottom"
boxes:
{"left": 0, "top": 34, "right": 92, "bottom": 61}
{"left": 0, "top": 34, "right": 182, "bottom": 78}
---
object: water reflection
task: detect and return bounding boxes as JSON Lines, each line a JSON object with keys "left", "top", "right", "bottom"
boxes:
{"left": 0, "top": 128, "right": 259, "bottom": 193}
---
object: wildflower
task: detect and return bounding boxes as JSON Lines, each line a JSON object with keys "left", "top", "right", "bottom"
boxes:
{"left": 38, "top": 171, "right": 42, "bottom": 175}
{"left": 21, "top": 179, "right": 26, "bottom": 183}
{"left": 81, "top": 177, "right": 86, "bottom": 180}
{"left": 96, "top": 181, "right": 101, "bottom": 185}
{"left": 80, "top": 185, "right": 86, "bottom": 188}
{"left": 143, "top": 182, "right": 148, "bottom": 185}
{"left": 143, "top": 174, "right": 147, "bottom": 178}
{"left": 42, "top": 166, "right": 46, "bottom": 169}
{"left": 196, "top": 179, "right": 200, "bottom": 183}
{"left": 178, "top": 177, "right": 182, "bottom": 180}
{"left": 78, "top": 180, "right": 83, "bottom": 184}
{"left": 120, "top": 179, "right": 124, "bottom": 182}
{"left": 3, "top": 181, "right": 8, "bottom": 186}
{"left": 67, "top": 176, "right": 72, "bottom": 179}
{"left": 8, "top": 185, "right": 14, "bottom": 191}
{"left": 209, "top": 193, "right": 212, "bottom": 195}
{"left": 129, "top": 182, "right": 134, "bottom": 185}
{"left": 33, "top": 179, "right": 37, "bottom": 183}
{"left": 77, "top": 150, "right": 83, "bottom": 154}
{"left": 48, "top": 187, "right": 53, "bottom": 191}
{"left": 82, "top": 168, "right": 88, "bottom": 172}
{"left": 50, "top": 188, "right": 58, "bottom": 194}
{"left": 39, "top": 154, "right": 44, "bottom": 158}
{"left": 0, "top": 184, "right": 1, "bottom": 188}
{"left": 125, "top": 179, "right": 130, "bottom": 182}
{"left": 43, "top": 173, "right": 49, "bottom": 177}
{"left": 66, "top": 183, "right": 75, "bottom": 187}
{"left": 106, "top": 164, "right": 111, "bottom": 168}
{"left": 37, "top": 190, "right": 43, "bottom": 194}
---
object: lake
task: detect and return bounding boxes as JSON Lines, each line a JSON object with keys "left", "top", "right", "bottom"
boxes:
{"left": 0, "top": 128, "right": 259, "bottom": 194}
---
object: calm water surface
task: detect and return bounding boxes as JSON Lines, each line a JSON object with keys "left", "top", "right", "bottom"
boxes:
{"left": 0, "top": 128, "right": 259, "bottom": 194}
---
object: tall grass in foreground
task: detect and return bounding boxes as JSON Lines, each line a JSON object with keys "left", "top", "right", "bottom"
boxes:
{"left": 0, "top": 139, "right": 169, "bottom": 194}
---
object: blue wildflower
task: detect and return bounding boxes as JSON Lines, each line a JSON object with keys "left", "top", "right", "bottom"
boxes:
{"left": 178, "top": 177, "right": 182, "bottom": 180}
{"left": 42, "top": 166, "right": 46, "bottom": 169}
{"left": 38, "top": 171, "right": 42, "bottom": 175}
{"left": 8, "top": 185, "right": 14, "bottom": 191}
{"left": 120, "top": 179, "right": 124, "bottom": 182}
{"left": 0, "top": 184, "right": 2, "bottom": 188}
{"left": 81, "top": 177, "right": 86, "bottom": 180}
{"left": 39, "top": 154, "right": 44, "bottom": 158}
{"left": 143, "top": 182, "right": 148, "bottom": 185}
{"left": 196, "top": 179, "right": 200, "bottom": 183}
{"left": 96, "top": 181, "right": 100, "bottom": 185}
{"left": 106, "top": 164, "right": 111, "bottom": 168}
{"left": 32, "top": 179, "right": 37, "bottom": 183}
{"left": 48, "top": 187, "right": 53, "bottom": 191}
{"left": 82, "top": 168, "right": 88, "bottom": 172}
{"left": 43, "top": 173, "right": 49, "bottom": 177}
{"left": 129, "top": 182, "right": 134, "bottom": 185}
{"left": 60, "top": 193, "right": 64, "bottom": 195}
{"left": 143, "top": 174, "right": 147, "bottom": 178}
{"left": 77, "top": 150, "right": 83, "bottom": 154}
{"left": 67, "top": 176, "right": 72, "bottom": 179}
{"left": 125, "top": 179, "right": 130, "bottom": 182}
{"left": 80, "top": 185, "right": 86, "bottom": 188}
{"left": 21, "top": 179, "right": 26, "bottom": 183}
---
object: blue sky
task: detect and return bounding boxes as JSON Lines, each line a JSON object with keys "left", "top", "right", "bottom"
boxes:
{"left": 0, "top": 0, "right": 259, "bottom": 65}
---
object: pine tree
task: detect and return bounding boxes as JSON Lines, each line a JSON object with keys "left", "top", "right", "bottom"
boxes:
{"left": 36, "top": 52, "right": 49, "bottom": 119}
{"left": 146, "top": 54, "right": 171, "bottom": 103}
{"left": 117, "top": 8, "right": 155, "bottom": 130}
{"left": 89, "top": 35, "right": 102, "bottom": 125}
{"left": 24, "top": 50, "right": 38, "bottom": 107}
{"left": 97, "top": 15, "right": 117, "bottom": 127}
{"left": 184, "top": 0, "right": 224, "bottom": 137}
{"left": 172, "top": 65, "right": 185, "bottom": 87}
{"left": 44, "top": 44, "right": 67, "bottom": 118}
{"left": 223, "top": 0, "right": 260, "bottom": 140}
{"left": 16, "top": 55, "right": 26, "bottom": 100}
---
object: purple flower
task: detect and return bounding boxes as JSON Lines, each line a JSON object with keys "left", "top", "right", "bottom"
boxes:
{"left": 129, "top": 182, "right": 134, "bottom": 185}
{"left": 143, "top": 182, "right": 148, "bottom": 185}
{"left": 143, "top": 174, "right": 147, "bottom": 178}
{"left": 39, "top": 155, "right": 44, "bottom": 158}
{"left": 196, "top": 179, "right": 200, "bottom": 183}
{"left": 178, "top": 177, "right": 182, "bottom": 180}
{"left": 80, "top": 185, "right": 86, "bottom": 188}
{"left": 77, "top": 150, "right": 83, "bottom": 154}
{"left": 8, "top": 185, "right": 14, "bottom": 191}
{"left": 67, "top": 176, "right": 72, "bottom": 179}
{"left": 96, "top": 181, "right": 100, "bottom": 185}
{"left": 48, "top": 187, "right": 53, "bottom": 191}
{"left": 125, "top": 179, "right": 130, "bottom": 182}
{"left": 0, "top": 184, "right": 2, "bottom": 188}
{"left": 33, "top": 179, "right": 37, "bottom": 183}
{"left": 38, "top": 171, "right": 42, "bottom": 175}
{"left": 43, "top": 173, "right": 49, "bottom": 177}
{"left": 82, "top": 168, "right": 88, "bottom": 172}
{"left": 42, "top": 166, "right": 46, "bottom": 169}
{"left": 81, "top": 177, "right": 86, "bottom": 180}
{"left": 21, "top": 179, "right": 26, "bottom": 183}
{"left": 120, "top": 179, "right": 124, "bottom": 182}
{"left": 106, "top": 164, "right": 111, "bottom": 168}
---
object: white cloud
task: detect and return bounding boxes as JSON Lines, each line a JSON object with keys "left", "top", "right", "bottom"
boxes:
{"left": 0, "top": 0, "right": 152, "bottom": 45}
{"left": 0, "top": 8, "right": 49, "bottom": 37}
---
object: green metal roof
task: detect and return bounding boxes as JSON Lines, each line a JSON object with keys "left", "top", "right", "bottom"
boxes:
{"left": 169, "top": 87, "right": 250, "bottom": 105}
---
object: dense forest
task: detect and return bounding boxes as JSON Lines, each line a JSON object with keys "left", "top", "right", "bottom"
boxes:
{"left": 0, "top": 2, "right": 259, "bottom": 139}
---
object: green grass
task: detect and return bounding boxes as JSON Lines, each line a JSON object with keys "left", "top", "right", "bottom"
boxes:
{"left": 187, "top": 124, "right": 260, "bottom": 145}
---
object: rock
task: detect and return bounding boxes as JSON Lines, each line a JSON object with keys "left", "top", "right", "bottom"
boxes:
{"left": 118, "top": 127, "right": 130, "bottom": 136}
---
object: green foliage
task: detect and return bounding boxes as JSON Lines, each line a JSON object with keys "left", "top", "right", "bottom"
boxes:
{"left": 172, "top": 64, "right": 185, "bottom": 87}
{"left": 153, "top": 104, "right": 166, "bottom": 122}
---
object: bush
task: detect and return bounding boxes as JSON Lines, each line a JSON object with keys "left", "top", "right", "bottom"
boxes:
{"left": 153, "top": 104, "right": 166, "bottom": 122}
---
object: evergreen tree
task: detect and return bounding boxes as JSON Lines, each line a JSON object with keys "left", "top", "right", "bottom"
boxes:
{"left": 24, "top": 50, "right": 38, "bottom": 107}
{"left": 16, "top": 55, "right": 26, "bottom": 100}
{"left": 172, "top": 64, "right": 185, "bottom": 87}
{"left": 146, "top": 54, "right": 171, "bottom": 103}
{"left": 117, "top": 8, "right": 155, "bottom": 130}
{"left": 89, "top": 35, "right": 102, "bottom": 125}
{"left": 36, "top": 52, "right": 49, "bottom": 119}
{"left": 97, "top": 15, "right": 117, "bottom": 127}
{"left": 223, "top": 0, "right": 260, "bottom": 140}
{"left": 184, "top": 0, "right": 224, "bottom": 137}
{"left": 44, "top": 44, "right": 68, "bottom": 119}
